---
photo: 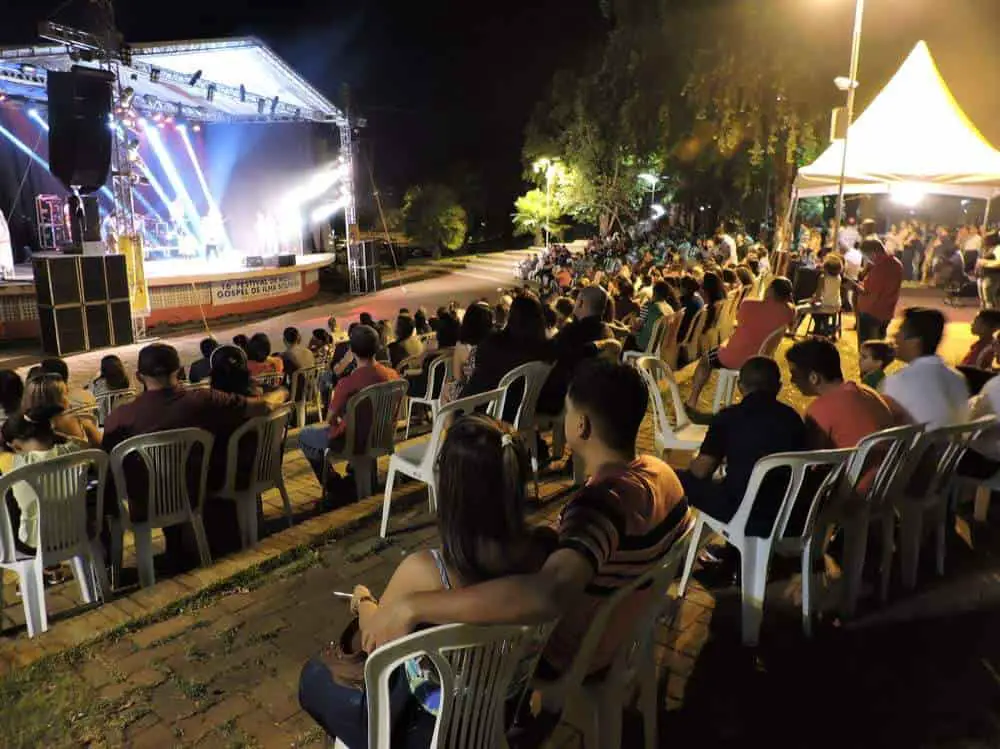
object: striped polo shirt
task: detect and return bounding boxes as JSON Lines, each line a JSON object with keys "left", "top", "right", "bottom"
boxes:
{"left": 544, "top": 455, "right": 691, "bottom": 673}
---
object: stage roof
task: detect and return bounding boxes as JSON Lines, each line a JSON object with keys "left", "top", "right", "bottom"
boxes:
{"left": 795, "top": 41, "right": 1000, "bottom": 200}
{"left": 0, "top": 36, "right": 346, "bottom": 126}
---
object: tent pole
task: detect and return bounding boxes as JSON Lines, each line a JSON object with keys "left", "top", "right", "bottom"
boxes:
{"left": 984, "top": 197, "right": 993, "bottom": 234}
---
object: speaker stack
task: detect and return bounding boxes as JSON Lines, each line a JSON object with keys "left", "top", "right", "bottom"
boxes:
{"left": 349, "top": 241, "right": 382, "bottom": 294}
{"left": 33, "top": 255, "right": 133, "bottom": 356}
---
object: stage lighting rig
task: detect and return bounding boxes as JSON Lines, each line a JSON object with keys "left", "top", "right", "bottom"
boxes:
{"left": 206, "top": 84, "right": 216, "bottom": 103}
{"left": 257, "top": 98, "right": 266, "bottom": 115}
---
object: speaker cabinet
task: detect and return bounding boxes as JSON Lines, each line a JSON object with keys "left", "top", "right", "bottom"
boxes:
{"left": 110, "top": 300, "right": 134, "bottom": 346}
{"left": 81, "top": 255, "right": 109, "bottom": 302}
{"left": 84, "top": 304, "right": 112, "bottom": 348}
{"left": 277, "top": 254, "right": 296, "bottom": 268}
{"left": 47, "top": 67, "right": 115, "bottom": 193}
{"left": 38, "top": 306, "right": 87, "bottom": 356}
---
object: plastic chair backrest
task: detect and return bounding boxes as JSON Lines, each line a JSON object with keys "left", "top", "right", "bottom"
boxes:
{"left": 0, "top": 449, "right": 108, "bottom": 564}
{"left": 659, "top": 309, "right": 686, "bottom": 367}
{"left": 96, "top": 388, "right": 136, "bottom": 425}
{"left": 757, "top": 324, "right": 787, "bottom": 357}
{"left": 424, "top": 354, "right": 454, "bottom": 400}
{"left": 558, "top": 522, "right": 695, "bottom": 694}
{"left": 594, "top": 338, "right": 623, "bottom": 363}
{"left": 679, "top": 306, "right": 708, "bottom": 350}
{"left": 221, "top": 404, "right": 293, "bottom": 496}
{"left": 645, "top": 314, "right": 668, "bottom": 356}
{"left": 254, "top": 372, "right": 284, "bottom": 389}
{"left": 633, "top": 355, "right": 690, "bottom": 433}
{"left": 341, "top": 379, "right": 409, "bottom": 458}
{"left": 729, "top": 449, "right": 854, "bottom": 542}
{"left": 365, "top": 621, "right": 556, "bottom": 749}
{"left": 290, "top": 366, "right": 323, "bottom": 406}
{"left": 109, "top": 428, "right": 214, "bottom": 526}
{"left": 417, "top": 389, "right": 505, "bottom": 474}
{"left": 497, "top": 361, "right": 554, "bottom": 431}
{"left": 844, "top": 424, "right": 923, "bottom": 512}
{"left": 902, "top": 416, "right": 997, "bottom": 500}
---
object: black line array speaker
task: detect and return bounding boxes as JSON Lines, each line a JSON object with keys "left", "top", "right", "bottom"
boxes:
{"left": 348, "top": 241, "right": 382, "bottom": 293}
{"left": 33, "top": 255, "right": 133, "bottom": 356}
{"left": 47, "top": 66, "right": 115, "bottom": 194}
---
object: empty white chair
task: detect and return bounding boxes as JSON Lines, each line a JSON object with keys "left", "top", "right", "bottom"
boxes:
{"left": 895, "top": 417, "right": 996, "bottom": 592}
{"left": 711, "top": 324, "right": 787, "bottom": 414}
{"left": 632, "top": 356, "right": 707, "bottom": 454}
{"left": 214, "top": 404, "right": 294, "bottom": 549}
{"left": 498, "top": 361, "right": 554, "bottom": 495}
{"left": 95, "top": 388, "right": 136, "bottom": 428}
{"left": 109, "top": 428, "right": 214, "bottom": 589}
{"left": 336, "top": 621, "right": 554, "bottom": 749}
{"left": 404, "top": 354, "right": 453, "bottom": 439}
{"left": 678, "top": 449, "right": 852, "bottom": 645}
{"left": 381, "top": 389, "right": 503, "bottom": 538}
{"left": 323, "top": 379, "right": 409, "bottom": 502}
{"left": 290, "top": 366, "right": 325, "bottom": 428}
{"left": 536, "top": 523, "right": 696, "bottom": 749}
{"left": 0, "top": 450, "right": 110, "bottom": 638}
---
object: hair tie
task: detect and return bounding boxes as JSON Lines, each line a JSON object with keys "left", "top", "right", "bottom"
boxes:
{"left": 22, "top": 413, "right": 34, "bottom": 423}
{"left": 500, "top": 434, "right": 514, "bottom": 449}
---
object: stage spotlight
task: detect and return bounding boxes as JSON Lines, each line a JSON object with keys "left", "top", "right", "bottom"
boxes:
{"left": 153, "top": 112, "right": 164, "bottom": 122}
{"left": 27, "top": 107, "right": 38, "bottom": 118}
{"left": 150, "top": 68, "right": 161, "bottom": 83}
{"left": 165, "top": 115, "right": 174, "bottom": 124}
{"left": 28, "top": 109, "right": 48, "bottom": 131}
{"left": 192, "top": 123, "right": 201, "bottom": 133}
{"left": 0, "top": 95, "right": 7, "bottom": 103}
{"left": 271, "top": 96, "right": 279, "bottom": 115}
{"left": 310, "top": 198, "right": 347, "bottom": 224}
{"left": 239, "top": 84, "right": 246, "bottom": 102}
{"left": 144, "top": 124, "right": 205, "bottom": 243}
{"left": 189, "top": 70, "right": 203, "bottom": 86}
{"left": 120, "top": 86, "right": 135, "bottom": 108}
{"left": 257, "top": 98, "right": 266, "bottom": 115}
{"left": 206, "top": 85, "right": 216, "bottom": 103}
{"left": 20, "top": 64, "right": 37, "bottom": 75}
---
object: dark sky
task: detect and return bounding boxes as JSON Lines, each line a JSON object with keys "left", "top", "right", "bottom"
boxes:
{"left": 1, "top": 0, "right": 999, "bottom": 231}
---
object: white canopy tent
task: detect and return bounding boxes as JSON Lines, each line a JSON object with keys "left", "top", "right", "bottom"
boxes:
{"left": 795, "top": 40, "right": 1000, "bottom": 203}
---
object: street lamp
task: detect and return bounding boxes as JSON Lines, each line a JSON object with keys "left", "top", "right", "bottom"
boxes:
{"left": 533, "top": 157, "right": 557, "bottom": 250}
{"left": 832, "top": 0, "right": 866, "bottom": 253}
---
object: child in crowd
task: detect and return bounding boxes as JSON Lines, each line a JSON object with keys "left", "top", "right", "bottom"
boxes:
{"left": 859, "top": 339, "right": 895, "bottom": 390}
{"left": 795, "top": 255, "right": 843, "bottom": 337}
{"left": 960, "top": 309, "right": 1000, "bottom": 369}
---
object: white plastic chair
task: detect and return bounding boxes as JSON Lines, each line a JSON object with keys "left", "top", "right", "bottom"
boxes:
{"left": 323, "top": 379, "right": 409, "bottom": 502}
{"left": 290, "top": 366, "right": 325, "bottom": 428}
{"left": 214, "top": 404, "right": 294, "bottom": 549}
{"left": 829, "top": 424, "right": 923, "bottom": 616}
{"left": 334, "top": 621, "right": 555, "bottom": 749}
{"left": 0, "top": 450, "right": 110, "bottom": 638}
{"left": 536, "top": 522, "right": 696, "bottom": 749}
{"left": 699, "top": 299, "right": 728, "bottom": 352}
{"left": 109, "top": 428, "right": 214, "bottom": 589}
{"left": 404, "top": 354, "right": 453, "bottom": 439}
{"left": 678, "top": 306, "right": 708, "bottom": 365}
{"left": 895, "top": 417, "right": 996, "bottom": 592}
{"left": 254, "top": 371, "right": 285, "bottom": 389}
{"left": 95, "top": 388, "right": 136, "bottom": 427}
{"left": 622, "top": 313, "right": 668, "bottom": 367}
{"left": 632, "top": 356, "right": 707, "bottom": 454}
{"left": 658, "top": 309, "right": 686, "bottom": 370}
{"left": 711, "top": 324, "right": 787, "bottom": 414}
{"left": 498, "top": 361, "right": 554, "bottom": 496}
{"left": 678, "top": 448, "right": 852, "bottom": 645}
{"left": 380, "top": 389, "right": 503, "bottom": 538}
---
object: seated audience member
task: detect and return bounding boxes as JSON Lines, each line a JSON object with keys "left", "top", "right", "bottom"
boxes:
{"left": 23, "top": 374, "right": 101, "bottom": 447}
{"left": 675, "top": 276, "right": 705, "bottom": 345}
{"left": 959, "top": 373, "right": 1000, "bottom": 479}
{"left": 328, "top": 315, "right": 349, "bottom": 343}
{"left": 538, "top": 286, "right": 613, "bottom": 415}
{"left": 542, "top": 303, "right": 559, "bottom": 338}
{"left": 0, "top": 408, "right": 84, "bottom": 557}
{"left": 360, "top": 312, "right": 375, "bottom": 327}
{"left": 406, "top": 313, "right": 459, "bottom": 400}
{"left": 388, "top": 314, "right": 424, "bottom": 369}
{"left": 960, "top": 309, "right": 1000, "bottom": 369}
{"left": 210, "top": 345, "right": 262, "bottom": 397}
{"left": 679, "top": 357, "right": 807, "bottom": 536}
{"left": 89, "top": 355, "right": 131, "bottom": 397}
{"left": 441, "top": 303, "right": 494, "bottom": 404}
{"left": 308, "top": 329, "right": 334, "bottom": 363}
{"left": 364, "top": 360, "right": 692, "bottom": 724}
{"left": 414, "top": 308, "right": 432, "bottom": 336}
{"left": 630, "top": 281, "right": 674, "bottom": 353}
{"left": 859, "top": 339, "right": 895, "bottom": 391}
{"left": 0, "top": 369, "right": 24, "bottom": 422}
{"left": 298, "top": 414, "right": 556, "bottom": 746}
{"left": 882, "top": 307, "right": 969, "bottom": 428}
{"left": 40, "top": 357, "right": 96, "bottom": 412}
{"left": 553, "top": 297, "right": 575, "bottom": 329}
{"left": 685, "top": 277, "right": 795, "bottom": 411}
{"left": 700, "top": 271, "right": 726, "bottom": 330}
{"left": 103, "top": 344, "right": 286, "bottom": 564}
{"left": 281, "top": 326, "right": 316, "bottom": 380}
{"left": 233, "top": 334, "right": 249, "bottom": 354}
{"left": 786, "top": 338, "right": 896, "bottom": 451}
{"left": 614, "top": 277, "right": 640, "bottom": 323}
{"left": 188, "top": 338, "right": 218, "bottom": 384}
{"left": 246, "top": 333, "right": 284, "bottom": 378}
{"left": 298, "top": 325, "right": 401, "bottom": 488}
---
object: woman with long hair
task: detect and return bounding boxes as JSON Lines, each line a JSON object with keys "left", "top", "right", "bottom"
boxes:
{"left": 209, "top": 345, "right": 261, "bottom": 397}
{"left": 298, "top": 414, "right": 555, "bottom": 747}
{"left": 700, "top": 271, "right": 726, "bottom": 330}
{"left": 89, "top": 354, "right": 131, "bottom": 397}
{"left": 21, "top": 374, "right": 101, "bottom": 447}
{"left": 0, "top": 369, "right": 24, "bottom": 421}
{"left": 246, "top": 333, "right": 284, "bottom": 378}
{"left": 441, "top": 302, "right": 494, "bottom": 404}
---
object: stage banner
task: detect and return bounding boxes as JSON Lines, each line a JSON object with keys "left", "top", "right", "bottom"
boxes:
{"left": 119, "top": 233, "right": 150, "bottom": 316}
{"left": 212, "top": 274, "right": 302, "bottom": 307}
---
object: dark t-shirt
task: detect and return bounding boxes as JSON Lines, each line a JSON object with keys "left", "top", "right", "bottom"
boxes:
{"left": 538, "top": 316, "right": 612, "bottom": 415}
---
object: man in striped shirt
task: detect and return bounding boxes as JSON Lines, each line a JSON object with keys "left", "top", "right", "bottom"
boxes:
{"left": 364, "top": 359, "right": 691, "bottom": 675}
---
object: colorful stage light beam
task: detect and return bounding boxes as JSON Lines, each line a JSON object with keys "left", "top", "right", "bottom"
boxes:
{"left": 176, "top": 123, "right": 230, "bottom": 249}
{"left": 28, "top": 109, "right": 48, "bottom": 132}
{"left": 0, "top": 122, "right": 51, "bottom": 173}
{"left": 309, "top": 197, "right": 347, "bottom": 225}
{"left": 143, "top": 122, "right": 204, "bottom": 243}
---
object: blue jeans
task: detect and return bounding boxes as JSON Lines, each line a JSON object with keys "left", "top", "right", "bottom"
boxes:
{"left": 299, "top": 426, "right": 336, "bottom": 482}
{"left": 298, "top": 658, "right": 434, "bottom": 748}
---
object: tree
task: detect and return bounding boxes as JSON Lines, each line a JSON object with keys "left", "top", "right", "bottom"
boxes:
{"left": 512, "top": 189, "right": 568, "bottom": 244}
{"left": 402, "top": 184, "right": 468, "bottom": 258}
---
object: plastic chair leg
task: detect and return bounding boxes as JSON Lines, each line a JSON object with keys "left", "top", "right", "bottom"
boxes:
{"left": 70, "top": 555, "right": 98, "bottom": 605}
{"left": 109, "top": 517, "right": 124, "bottom": 591}
{"left": 840, "top": 514, "right": 870, "bottom": 618}
{"left": 277, "top": 479, "right": 294, "bottom": 527}
{"left": 380, "top": 467, "right": 397, "bottom": 538}
{"left": 573, "top": 453, "right": 587, "bottom": 486}
{"left": 974, "top": 486, "right": 991, "bottom": 522}
{"left": 352, "top": 457, "right": 374, "bottom": 500}
{"left": 191, "top": 516, "right": 213, "bottom": 568}
{"left": 638, "top": 659, "right": 658, "bottom": 749}
{"left": 878, "top": 515, "right": 895, "bottom": 603}
{"left": 597, "top": 684, "right": 623, "bottom": 749}
{"left": 933, "top": 501, "right": 948, "bottom": 577}
{"left": 20, "top": 562, "right": 47, "bottom": 638}
{"left": 899, "top": 507, "right": 923, "bottom": 592}
{"left": 677, "top": 517, "right": 704, "bottom": 597}
{"left": 739, "top": 543, "right": 769, "bottom": 647}
{"left": 404, "top": 400, "right": 415, "bottom": 440}
{"left": 238, "top": 497, "right": 259, "bottom": 548}
{"left": 89, "top": 540, "right": 110, "bottom": 601}
{"left": 427, "top": 478, "right": 438, "bottom": 514}
{"left": 296, "top": 403, "right": 306, "bottom": 428}
{"left": 134, "top": 524, "right": 156, "bottom": 588}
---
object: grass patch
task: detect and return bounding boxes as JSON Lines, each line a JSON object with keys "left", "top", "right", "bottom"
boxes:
{"left": 185, "top": 645, "right": 210, "bottom": 663}
{"left": 170, "top": 675, "right": 208, "bottom": 702}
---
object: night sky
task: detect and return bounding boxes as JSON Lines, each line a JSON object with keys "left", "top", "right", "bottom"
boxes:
{"left": 1, "top": 0, "right": 999, "bottom": 234}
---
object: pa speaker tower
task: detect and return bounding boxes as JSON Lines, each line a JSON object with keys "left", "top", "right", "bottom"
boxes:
{"left": 47, "top": 66, "right": 115, "bottom": 193}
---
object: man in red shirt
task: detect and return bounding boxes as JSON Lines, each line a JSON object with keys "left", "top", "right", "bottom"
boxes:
{"left": 298, "top": 324, "right": 400, "bottom": 488}
{"left": 855, "top": 238, "right": 903, "bottom": 346}
{"left": 685, "top": 277, "right": 795, "bottom": 411}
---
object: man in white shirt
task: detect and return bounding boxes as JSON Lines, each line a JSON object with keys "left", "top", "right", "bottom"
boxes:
{"left": 881, "top": 307, "right": 969, "bottom": 429}
{"left": 959, "top": 373, "right": 1000, "bottom": 480}
{"left": 719, "top": 224, "right": 738, "bottom": 266}
{"left": 838, "top": 218, "right": 861, "bottom": 253}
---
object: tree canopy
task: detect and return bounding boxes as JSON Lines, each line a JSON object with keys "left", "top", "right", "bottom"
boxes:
{"left": 402, "top": 184, "right": 468, "bottom": 257}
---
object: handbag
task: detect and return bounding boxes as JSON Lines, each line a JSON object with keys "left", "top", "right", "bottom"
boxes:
{"left": 316, "top": 616, "right": 367, "bottom": 690}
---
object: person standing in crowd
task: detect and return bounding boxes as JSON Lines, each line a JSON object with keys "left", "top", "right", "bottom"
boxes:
{"left": 853, "top": 238, "right": 903, "bottom": 346}
{"left": 881, "top": 307, "right": 969, "bottom": 429}
{"left": 39, "top": 357, "right": 96, "bottom": 412}
{"left": 685, "top": 277, "right": 795, "bottom": 412}
{"left": 188, "top": 338, "right": 218, "bottom": 384}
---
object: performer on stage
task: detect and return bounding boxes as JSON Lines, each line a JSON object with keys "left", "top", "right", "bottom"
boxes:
{"left": 203, "top": 207, "right": 225, "bottom": 261}
{"left": 0, "top": 208, "right": 13, "bottom": 279}
{"left": 102, "top": 210, "right": 120, "bottom": 254}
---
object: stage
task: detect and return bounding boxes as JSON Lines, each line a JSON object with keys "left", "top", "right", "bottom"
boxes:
{"left": 0, "top": 252, "right": 335, "bottom": 339}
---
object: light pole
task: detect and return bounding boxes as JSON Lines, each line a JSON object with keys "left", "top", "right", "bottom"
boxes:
{"left": 832, "top": 0, "right": 865, "bottom": 253}
{"left": 533, "top": 158, "right": 556, "bottom": 250}
{"left": 639, "top": 173, "right": 660, "bottom": 213}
